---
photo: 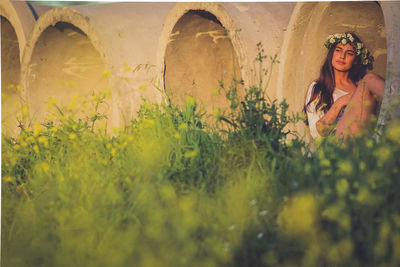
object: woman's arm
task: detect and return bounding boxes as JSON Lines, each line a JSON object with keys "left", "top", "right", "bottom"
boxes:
{"left": 316, "top": 93, "right": 352, "bottom": 136}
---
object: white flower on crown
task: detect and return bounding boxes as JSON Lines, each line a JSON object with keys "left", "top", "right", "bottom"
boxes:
{"left": 341, "top": 39, "right": 347, "bottom": 45}
{"left": 330, "top": 38, "right": 335, "bottom": 44}
{"left": 357, "top": 43, "right": 363, "bottom": 49}
{"left": 334, "top": 33, "right": 341, "bottom": 38}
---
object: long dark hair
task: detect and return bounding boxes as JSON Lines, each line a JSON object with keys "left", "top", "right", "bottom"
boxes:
{"left": 304, "top": 32, "right": 371, "bottom": 122}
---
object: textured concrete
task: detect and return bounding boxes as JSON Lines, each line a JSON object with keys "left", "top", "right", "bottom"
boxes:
{"left": 379, "top": 1, "right": 400, "bottom": 124}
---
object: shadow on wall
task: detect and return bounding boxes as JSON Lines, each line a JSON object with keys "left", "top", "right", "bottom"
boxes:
{"left": 164, "top": 9, "right": 243, "bottom": 116}
{"left": 2, "top": 16, "right": 22, "bottom": 135}
{"left": 278, "top": 1, "right": 387, "bottom": 139}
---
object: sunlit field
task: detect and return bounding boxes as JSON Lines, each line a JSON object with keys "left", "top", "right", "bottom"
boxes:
{"left": 2, "top": 53, "right": 400, "bottom": 266}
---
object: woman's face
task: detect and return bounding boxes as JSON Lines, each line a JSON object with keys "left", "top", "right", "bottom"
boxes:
{"left": 331, "top": 42, "right": 356, "bottom": 72}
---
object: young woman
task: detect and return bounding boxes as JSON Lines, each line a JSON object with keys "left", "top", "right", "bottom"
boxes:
{"left": 304, "top": 32, "right": 385, "bottom": 139}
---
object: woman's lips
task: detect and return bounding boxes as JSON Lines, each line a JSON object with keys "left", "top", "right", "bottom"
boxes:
{"left": 336, "top": 61, "right": 346, "bottom": 65}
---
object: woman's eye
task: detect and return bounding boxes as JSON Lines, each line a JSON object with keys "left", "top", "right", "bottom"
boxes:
{"left": 347, "top": 52, "right": 355, "bottom": 56}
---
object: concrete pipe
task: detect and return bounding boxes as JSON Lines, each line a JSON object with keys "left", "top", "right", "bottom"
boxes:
{"left": 277, "top": 2, "right": 387, "bottom": 139}
{"left": 159, "top": 2, "right": 295, "bottom": 115}
{"left": 379, "top": 1, "right": 400, "bottom": 125}
{"left": 17, "top": 2, "right": 295, "bottom": 129}
{"left": 15, "top": 2, "right": 397, "bottom": 138}
{"left": 1, "top": 0, "right": 35, "bottom": 135}
{"left": 20, "top": 7, "right": 112, "bottom": 129}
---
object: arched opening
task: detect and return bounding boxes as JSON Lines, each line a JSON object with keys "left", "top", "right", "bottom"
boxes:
{"left": 26, "top": 21, "right": 110, "bottom": 123}
{"left": 1, "top": 16, "right": 21, "bottom": 134}
{"left": 278, "top": 2, "right": 386, "bottom": 138}
{"left": 164, "top": 10, "right": 243, "bottom": 115}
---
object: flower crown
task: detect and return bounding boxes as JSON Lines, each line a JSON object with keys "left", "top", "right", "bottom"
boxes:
{"left": 324, "top": 33, "right": 374, "bottom": 69}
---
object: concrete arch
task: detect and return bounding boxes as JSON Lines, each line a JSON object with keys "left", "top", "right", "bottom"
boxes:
{"left": 0, "top": 0, "right": 34, "bottom": 62}
{"left": 2, "top": 16, "right": 22, "bottom": 135}
{"left": 156, "top": 2, "right": 250, "bottom": 98}
{"left": 20, "top": 7, "right": 112, "bottom": 124}
{"left": 277, "top": 2, "right": 387, "bottom": 138}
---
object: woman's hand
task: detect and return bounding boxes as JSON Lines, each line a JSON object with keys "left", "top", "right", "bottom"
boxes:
{"left": 316, "top": 93, "right": 353, "bottom": 136}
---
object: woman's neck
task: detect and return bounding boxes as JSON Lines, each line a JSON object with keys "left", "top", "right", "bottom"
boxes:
{"left": 334, "top": 69, "right": 351, "bottom": 86}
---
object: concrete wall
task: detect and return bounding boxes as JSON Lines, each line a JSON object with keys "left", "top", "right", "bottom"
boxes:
{"left": 2, "top": 1, "right": 399, "bottom": 138}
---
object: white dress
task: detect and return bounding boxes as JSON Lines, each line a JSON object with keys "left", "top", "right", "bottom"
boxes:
{"left": 305, "top": 82, "right": 349, "bottom": 139}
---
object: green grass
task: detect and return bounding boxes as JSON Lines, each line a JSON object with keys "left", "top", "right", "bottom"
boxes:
{"left": 2, "top": 82, "right": 400, "bottom": 267}
{"left": 3, "top": 46, "right": 400, "bottom": 266}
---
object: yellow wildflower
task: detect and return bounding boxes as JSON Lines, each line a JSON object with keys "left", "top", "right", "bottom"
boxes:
{"left": 67, "top": 95, "right": 79, "bottom": 110}
{"left": 33, "top": 124, "right": 43, "bottom": 137}
{"left": 102, "top": 70, "right": 111, "bottom": 78}
{"left": 33, "top": 145, "right": 39, "bottom": 153}
{"left": 104, "top": 88, "right": 112, "bottom": 99}
{"left": 373, "top": 146, "right": 391, "bottom": 162}
{"left": 139, "top": 84, "right": 148, "bottom": 91}
{"left": 123, "top": 62, "right": 131, "bottom": 71}
{"left": 378, "top": 221, "right": 391, "bottom": 241}
{"left": 26, "top": 136, "right": 35, "bottom": 144}
{"left": 41, "top": 162, "right": 50, "bottom": 173}
{"left": 320, "top": 159, "right": 331, "bottom": 168}
{"left": 3, "top": 176, "right": 13, "bottom": 183}
{"left": 174, "top": 133, "right": 181, "bottom": 139}
{"left": 336, "top": 178, "right": 350, "bottom": 196}
{"left": 365, "top": 139, "right": 374, "bottom": 148}
{"left": 278, "top": 193, "right": 317, "bottom": 237}
{"left": 45, "top": 97, "right": 58, "bottom": 109}
{"left": 186, "top": 96, "right": 196, "bottom": 105}
{"left": 387, "top": 122, "right": 400, "bottom": 145}
{"left": 38, "top": 136, "right": 48, "bottom": 147}
{"left": 2, "top": 93, "right": 8, "bottom": 101}
{"left": 184, "top": 149, "right": 198, "bottom": 158}
{"left": 356, "top": 187, "right": 371, "bottom": 204}
{"left": 178, "top": 123, "right": 188, "bottom": 131}
{"left": 338, "top": 161, "right": 353, "bottom": 175}
{"left": 22, "top": 106, "right": 29, "bottom": 117}
{"left": 212, "top": 108, "right": 220, "bottom": 118}
{"left": 69, "top": 133, "right": 77, "bottom": 140}
{"left": 359, "top": 161, "right": 366, "bottom": 171}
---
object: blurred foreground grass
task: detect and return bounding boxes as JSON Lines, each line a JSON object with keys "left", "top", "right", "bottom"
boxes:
{"left": 2, "top": 81, "right": 400, "bottom": 267}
